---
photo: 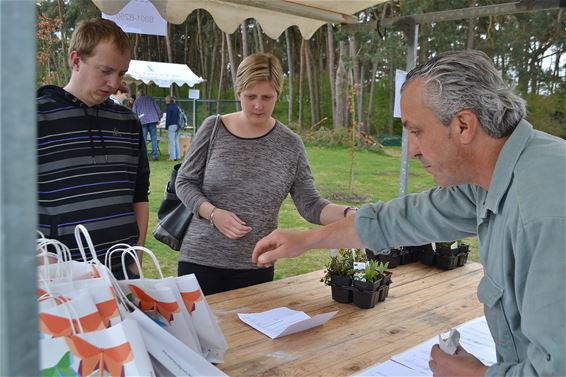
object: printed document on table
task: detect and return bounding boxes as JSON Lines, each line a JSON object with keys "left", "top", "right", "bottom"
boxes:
{"left": 355, "top": 316, "right": 497, "bottom": 377}
{"left": 238, "top": 307, "right": 337, "bottom": 339}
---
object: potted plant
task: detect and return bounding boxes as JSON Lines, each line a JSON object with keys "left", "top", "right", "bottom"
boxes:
{"left": 456, "top": 242, "right": 470, "bottom": 267}
{"left": 321, "top": 249, "right": 355, "bottom": 303}
{"left": 418, "top": 243, "right": 436, "bottom": 265}
{"left": 375, "top": 261, "right": 392, "bottom": 302}
{"left": 353, "top": 260, "right": 386, "bottom": 309}
{"left": 434, "top": 241, "right": 460, "bottom": 270}
{"left": 376, "top": 248, "right": 401, "bottom": 268}
{"left": 353, "top": 260, "right": 382, "bottom": 291}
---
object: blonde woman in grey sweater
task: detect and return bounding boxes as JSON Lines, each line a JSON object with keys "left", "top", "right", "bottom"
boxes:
{"left": 176, "top": 53, "right": 354, "bottom": 295}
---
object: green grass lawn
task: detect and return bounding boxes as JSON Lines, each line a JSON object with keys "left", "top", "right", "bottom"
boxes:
{"left": 143, "top": 144, "right": 479, "bottom": 279}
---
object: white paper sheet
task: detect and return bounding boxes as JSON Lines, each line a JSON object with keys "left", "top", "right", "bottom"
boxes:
{"left": 238, "top": 307, "right": 337, "bottom": 339}
{"left": 356, "top": 360, "right": 424, "bottom": 376}
{"left": 355, "top": 316, "right": 497, "bottom": 377}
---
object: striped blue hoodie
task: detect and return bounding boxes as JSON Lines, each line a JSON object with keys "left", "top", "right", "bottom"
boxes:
{"left": 37, "top": 85, "right": 150, "bottom": 263}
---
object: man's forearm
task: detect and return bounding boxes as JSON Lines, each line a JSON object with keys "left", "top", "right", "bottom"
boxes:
{"left": 306, "top": 215, "right": 365, "bottom": 250}
{"left": 134, "top": 201, "right": 149, "bottom": 246}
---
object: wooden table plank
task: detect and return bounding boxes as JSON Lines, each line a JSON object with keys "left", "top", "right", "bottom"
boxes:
{"left": 209, "top": 262, "right": 485, "bottom": 376}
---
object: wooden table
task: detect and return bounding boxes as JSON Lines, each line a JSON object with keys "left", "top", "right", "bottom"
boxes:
{"left": 208, "top": 262, "right": 485, "bottom": 376}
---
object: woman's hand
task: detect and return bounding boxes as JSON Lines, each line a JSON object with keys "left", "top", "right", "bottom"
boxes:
{"left": 211, "top": 208, "right": 252, "bottom": 239}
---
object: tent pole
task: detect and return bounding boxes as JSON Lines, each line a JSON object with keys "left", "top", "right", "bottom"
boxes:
{"left": 0, "top": 1, "right": 38, "bottom": 375}
{"left": 399, "top": 19, "right": 419, "bottom": 197}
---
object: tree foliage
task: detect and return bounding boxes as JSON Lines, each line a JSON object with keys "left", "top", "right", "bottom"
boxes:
{"left": 36, "top": 0, "right": 565, "bottom": 139}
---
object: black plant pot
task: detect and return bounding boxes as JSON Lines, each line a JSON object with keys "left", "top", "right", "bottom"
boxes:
{"left": 353, "top": 289, "right": 379, "bottom": 309}
{"left": 405, "top": 246, "right": 421, "bottom": 263}
{"left": 456, "top": 244, "right": 470, "bottom": 267}
{"left": 457, "top": 252, "right": 468, "bottom": 267}
{"left": 420, "top": 245, "right": 436, "bottom": 266}
{"left": 366, "top": 249, "right": 379, "bottom": 261}
{"left": 399, "top": 249, "right": 412, "bottom": 265}
{"left": 330, "top": 274, "right": 352, "bottom": 287}
{"left": 353, "top": 278, "right": 381, "bottom": 292}
{"left": 436, "top": 244, "right": 459, "bottom": 257}
{"left": 436, "top": 255, "right": 458, "bottom": 270}
{"left": 331, "top": 284, "right": 353, "bottom": 303}
{"left": 378, "top": 252, "right": 401, "bottom": 268}
{"left": 380, "top": 271, "right": 393, "bottom": 286}
{"left": 377, "top": 284, "right": 390, "bottom": 302}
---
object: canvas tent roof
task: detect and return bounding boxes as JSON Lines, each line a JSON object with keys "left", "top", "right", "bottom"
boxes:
{"left": 92, "top": 0, "right": 388, "bottom": 40}
{"left": 124, "top": 59, "right": 204, "bottom": 88}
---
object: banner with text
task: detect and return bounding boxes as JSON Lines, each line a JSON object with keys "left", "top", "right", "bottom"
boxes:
{"left": 102, "top": 0, "right": 167, "bottom": 37}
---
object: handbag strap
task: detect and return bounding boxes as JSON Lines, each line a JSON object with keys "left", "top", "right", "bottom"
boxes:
{"left": 204, "top": 114, "right": 220, "bottom": 171}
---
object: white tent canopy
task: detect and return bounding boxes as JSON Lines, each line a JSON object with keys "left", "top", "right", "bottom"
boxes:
{"left": 124, "top": 59, "right": 204, "bottom": 88}
{"left": 93, "top": 0, "right": 388, "bottom": 40}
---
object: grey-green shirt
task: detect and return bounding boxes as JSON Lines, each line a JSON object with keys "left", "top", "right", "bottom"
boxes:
{"left": 176, "top": 115, "right": 329, "bottom": 269}
{"left": 355, "top": 120, "right": 565, "bottom": 376}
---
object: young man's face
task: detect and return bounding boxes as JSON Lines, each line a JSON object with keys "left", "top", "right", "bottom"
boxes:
{"left": 401, "top": 80, "right": 468, "bottom": 187}
{"left": 237, "top": 80, "right": 278, "bottom": 127}
{"left": 70, "top": 39, "right": 130, "bottom": 106}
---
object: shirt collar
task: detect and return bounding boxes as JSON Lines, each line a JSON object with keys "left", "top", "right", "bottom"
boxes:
{"left": 482, "top": 120, "right": 532, "bottom": 217}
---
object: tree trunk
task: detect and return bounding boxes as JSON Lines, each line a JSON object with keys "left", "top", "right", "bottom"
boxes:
{"left": 327, "top": 24, "right": 337, "bottom": 129}
{"left": 207, "top": 29, "right": 219, "bottom": 101}
{"left": 304, "top": 39, "right": 317, "bottom": 126}
{"left": 57, "top": 0, "right": 69, "bottom": 72}
{"left": 156, "top": 35, "right": 162, "bottom": 61}
{"left": 225, "top": 33, "right": 239, "bottom": 111}
{"left": 349, "top": 36, "right": 360, "bottom": 87}
{"left": 285, "top": 28, "right": 294, "bottom": 126}
{"left": 366, "top": 62, "right": 377, "bottom": 136}
{"left": 298, "top": 39, "right": 305, "bottom": 130}
{"left": 349, "top": 36, "right": 360, "bottom": 143}
{"left": 204, "top": 27, "right": 218, "bottom": 98}
{"left": 255, "top": 22, "right": 265, "bottom": 53}
{"left": 241, "top": 21, "right": 249, "bottom": 58}
{"left": 146, "top": 35, "right": 151, "bottom": 61}
{"left": 217, "top": 35, "right": 225, "bottom": 114}
{"left": 335, "top": 41, "right": 348, "bottom": 128}
{"left": 165, "top": 24, "right": 173, "bottom": 63}
{"left": 466, "top": 0, "right": 477, "bottom": 49}
{"left": 133, "top": 34, "right": 139, "bottom": 60}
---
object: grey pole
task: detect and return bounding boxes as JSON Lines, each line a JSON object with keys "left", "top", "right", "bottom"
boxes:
{"left": 0, "top": 0, "right": 38, "bottom": 376}
{"left": 398, "top": 20, "right": 419, "bottom": 197}
{"left": 192, "top": 99, "right": 197, "bottom": 134}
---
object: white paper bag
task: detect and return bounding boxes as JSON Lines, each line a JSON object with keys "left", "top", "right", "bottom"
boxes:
{"left": 175, "top": 274, "right": 228, "bottom": 363}
{"left": 127, "top": 307, "right": 227, "bottom": 377}
{"left": 40, "top": 318, "right": 155, "bottom": 376}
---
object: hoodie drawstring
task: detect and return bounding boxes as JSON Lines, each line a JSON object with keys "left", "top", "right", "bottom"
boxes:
{"left": 84, "top": 107, "right": 109, "bottom": 164}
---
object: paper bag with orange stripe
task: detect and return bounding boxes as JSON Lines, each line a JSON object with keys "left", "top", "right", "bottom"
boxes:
{"left": 175, "top": 273, "right": 228, "bottom": 363}
{"left": 108, "top": 245, "right": 204, "bottom": 357}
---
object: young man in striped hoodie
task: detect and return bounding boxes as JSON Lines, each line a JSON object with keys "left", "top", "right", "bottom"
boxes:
{"left": 37, "top": 18, "right": 150, "bottom": 279}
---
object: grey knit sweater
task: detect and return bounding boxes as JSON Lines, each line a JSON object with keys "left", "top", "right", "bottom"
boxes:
{"left": 176, "top": 115, "right": 330, "bottom": 269}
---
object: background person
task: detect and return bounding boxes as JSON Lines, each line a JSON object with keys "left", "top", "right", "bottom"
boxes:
{"left": 175, "top": 52, "right": 357, "bottom": 295}
{"left": 37, "top": 18, "right": 150, "bottom": 279}
{"left": 133, "top": 89, "right": 161, "bottom": 160}
{"left": 165, "top": 95, "right": 181, "bottom": 161}
{"left": 252, "top": 50, "right": 565, "bottom": 377}
{"left": 109, "top": 83, "right": 129, "bottom": 106}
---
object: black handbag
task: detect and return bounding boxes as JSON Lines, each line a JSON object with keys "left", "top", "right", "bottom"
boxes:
{"left": 152, "top": 115, "right": 220, "bottom": 250}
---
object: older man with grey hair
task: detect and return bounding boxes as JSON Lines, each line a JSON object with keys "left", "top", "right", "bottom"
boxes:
{"left": 252, "top": 50, "right": 566, "bottom": 376}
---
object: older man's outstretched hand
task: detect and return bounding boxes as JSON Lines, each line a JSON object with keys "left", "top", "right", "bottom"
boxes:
{"left": 252, "top": 229, "right": 310, "bottom": 267}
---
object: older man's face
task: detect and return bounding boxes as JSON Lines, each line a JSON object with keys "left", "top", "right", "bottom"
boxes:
{"left": 400, "top": 80, "right": 468, "bottom": 187}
